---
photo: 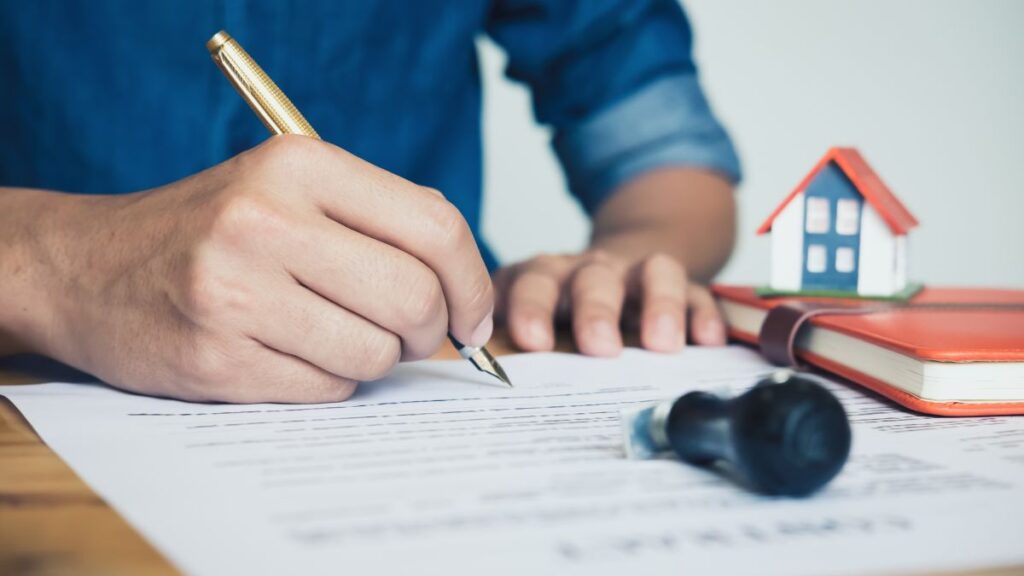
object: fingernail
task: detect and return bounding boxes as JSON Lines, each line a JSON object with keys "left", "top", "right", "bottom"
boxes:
{"left": 700, "top": 319, "right": 725, "bottom": 345}
{"left": 469, "top": 314, "right": 494, "bottom": 347}
{"left": 587, "top": 320, "right": 621, "bottom": 356}
{"left": 651, "top": 314, "right": 682, "bottom": 352}
{"left": 527, "top": 318, "right": 552, "bottom": 349}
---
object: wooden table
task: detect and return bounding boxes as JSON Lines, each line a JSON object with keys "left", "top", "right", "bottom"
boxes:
{"left": 1, "top": 335, "right": 1022, "bottom": 576}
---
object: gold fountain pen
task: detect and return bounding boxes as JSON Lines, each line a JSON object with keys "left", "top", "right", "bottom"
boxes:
{"left": 206, "top": 30, "right": 511, "bottom": 387}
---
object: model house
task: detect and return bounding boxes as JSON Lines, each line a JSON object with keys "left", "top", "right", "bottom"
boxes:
{"left": 758, "top": 147, "right": 918, "bottom": 297}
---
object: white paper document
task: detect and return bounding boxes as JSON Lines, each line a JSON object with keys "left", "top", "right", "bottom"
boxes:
{"left": 3, "top": 347, "right": 1023, "bottom": 575}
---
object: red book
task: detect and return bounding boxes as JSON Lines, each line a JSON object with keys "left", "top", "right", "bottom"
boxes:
{"left": 712, "top": 284, "right": 1024, "bottom": 416}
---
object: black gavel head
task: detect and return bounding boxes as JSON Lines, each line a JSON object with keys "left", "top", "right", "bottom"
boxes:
{"left": 664, "top": 372, "right": 852, "bottom": 496}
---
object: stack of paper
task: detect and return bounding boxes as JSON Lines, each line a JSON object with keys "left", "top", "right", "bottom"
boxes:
{"left": 2, "top": 347, "right": 1023, "bottom": 575}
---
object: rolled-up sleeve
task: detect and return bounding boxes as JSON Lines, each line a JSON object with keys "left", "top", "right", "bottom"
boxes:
{"left": 486, "top": 0, "right": 741, "bottom": 214}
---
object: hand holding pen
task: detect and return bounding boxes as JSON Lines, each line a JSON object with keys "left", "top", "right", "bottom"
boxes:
{"left": 207, "top": 31, "right": 510, "bottom": 386}
{"left": 23, "top": 37, "right": 504, "bottom": 405}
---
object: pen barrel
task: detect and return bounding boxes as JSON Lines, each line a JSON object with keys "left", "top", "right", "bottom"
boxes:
{"left": 206, "top": 31, "right": 319, "bottom": 139}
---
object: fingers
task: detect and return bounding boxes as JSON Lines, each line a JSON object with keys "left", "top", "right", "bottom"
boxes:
{"left": 247, "top": 280, "right": 402, "bottom": 382}
{"left": 496, "top": 249, "right": 725, "bottom": 357}
{"left": 214, "top": 342, "right": 360, "bottom": 404}
{"left": 267, "top": 137, "right": 494, "bottom": 348}
{"left": 686, "top": 283, "right": 726, "bottom": 346}
{"left": 175, "top": 327, "right": 359, "bottom": 404}
{"left": 282, "top": 213, "right": 448, "bottom": 361}
{"left": 502, "top": 257, "right": 571, "bottom": 351}
{"left": 249, "top": 350, "right": 359, "bottom": 404}
{"left": 569, "top": 254, "right": 626, "bottom": 357}
{"left": 633, "top": 254, "right": 687, "bottom": 353}
{"left": 632, "top": 254, "right": 726, "bottom": 350}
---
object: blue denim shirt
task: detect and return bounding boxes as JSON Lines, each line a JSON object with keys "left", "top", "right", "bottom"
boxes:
{"left": 0, "top": 0, "right": 740, "bottom": 269}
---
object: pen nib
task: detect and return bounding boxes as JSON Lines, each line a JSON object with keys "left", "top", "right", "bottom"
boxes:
{"left": 466, "top": 347, "right": 513, "bottom": 388}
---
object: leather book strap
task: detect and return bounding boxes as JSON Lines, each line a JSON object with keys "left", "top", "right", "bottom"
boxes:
{"left": 758, "top": 302, "right": 887, "bottom": 366}
{"left": 756, "top": 300, "right": 1024, "bottom": 367}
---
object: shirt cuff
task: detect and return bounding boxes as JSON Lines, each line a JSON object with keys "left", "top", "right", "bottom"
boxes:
{"left": 553, "top": 72, "right": 742, "bottom": 214}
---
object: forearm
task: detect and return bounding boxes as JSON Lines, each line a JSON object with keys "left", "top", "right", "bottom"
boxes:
{"left": 0, "top": 187, "right": 69, "bottom": 356}
{"left": 590, "top": 167, "right": 736, "bottom": 283}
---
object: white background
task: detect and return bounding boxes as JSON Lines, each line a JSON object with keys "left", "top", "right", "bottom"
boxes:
{"left": 478, "top": 0, "right": 1024, "bottom": 288}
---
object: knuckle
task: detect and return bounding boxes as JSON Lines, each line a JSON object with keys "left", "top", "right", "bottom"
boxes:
{"left": 568, "top": 267, "right": 589, "bottom": 291}
{"left": 646, "top": 296, "right": 682, "bottom": 316}
{"left": 509, "top": 270, "right": 555, "bottom": 300}
{"left": 419, "top": 185, "right": 445, "bottom": 199}
{"left": 422, "top": 195, "right": 470, "bottom": 252}
{"left": 579, "top": 253, "right": 621, "bottom": 278}
{"left": 329, "top": 379, "right": 360, "bottom": 401}
{"left": 464, "top": 272, "right": 495, "bottom": 316}
{"left": 183, "top": 337, "right": 235, "bottom": 386}
{"left": 644, "top": 252, "right": 677, "bottom": 273}
{"left": 357, "top": 332, "right": 401, "bottom": 381}
{"left": 182, "top": 254, "right": 224, "bottom": 318}
{"left": 397, "top": 271, "right": 446, "bottom": 330}
{"left": 644, "top": 251, "right": 686, "bottom": 281}
{"left": 572, "top": 269, "right": 624, "bottom": 302}
{"left": 205, "top": 191, "right": 285, "bottom": 250}
{"left": 181, "top": 250, "right": 253, "bottom": 320}
{"left": 585, "top": 249, "right": 611, "bottom": 264}
{"left": 241, "top": 135, "right": 324, "bottom": 184}
{"left": 260, "top": 134, "right": 320, "bottom": 165}
{"left": 575, "top": 260, "right": 621, "bottom": 286}
{"left": 531, "top": 254, "right": 568, "bottom": 274}
{"left": 575, "top": 300, "right": 619, "bottom": 323}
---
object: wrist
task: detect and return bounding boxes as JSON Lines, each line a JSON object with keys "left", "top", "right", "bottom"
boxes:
{"left": 590, "top": 168, "right": 736, "bottom": 283}
{"left": 0, "top": 188, "right": 95, "bottom": 357}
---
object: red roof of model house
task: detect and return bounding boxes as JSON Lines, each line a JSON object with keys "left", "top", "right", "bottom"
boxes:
{"left": 757, "top": 147, "right": 919, "bottom": 235}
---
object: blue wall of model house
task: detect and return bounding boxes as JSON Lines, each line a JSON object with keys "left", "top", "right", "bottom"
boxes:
{"left": 800, "top": 163, "right": 862, "bottom": 290}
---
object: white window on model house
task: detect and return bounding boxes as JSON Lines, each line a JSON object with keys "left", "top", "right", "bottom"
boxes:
{"left": 807, "top": 244, "right": 827, "bottom": 273}
{"left": 835, "top": 199, "right": 860, "bottom": 235}
{"left": 806, "top": 197, "right": 830, "bottom": 233}
{"left": 835, "top": 247, "right": 855, "bottom": 273}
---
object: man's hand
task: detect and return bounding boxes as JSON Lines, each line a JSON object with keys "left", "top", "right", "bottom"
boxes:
{"left": 495, "top": 251, "right": 725, "bottom": 356}
{"left": 4, "top": 136, "right": 494, "bottom": 403}
{"left": 494, "top": 167, "right": 736, "bottom": 356}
